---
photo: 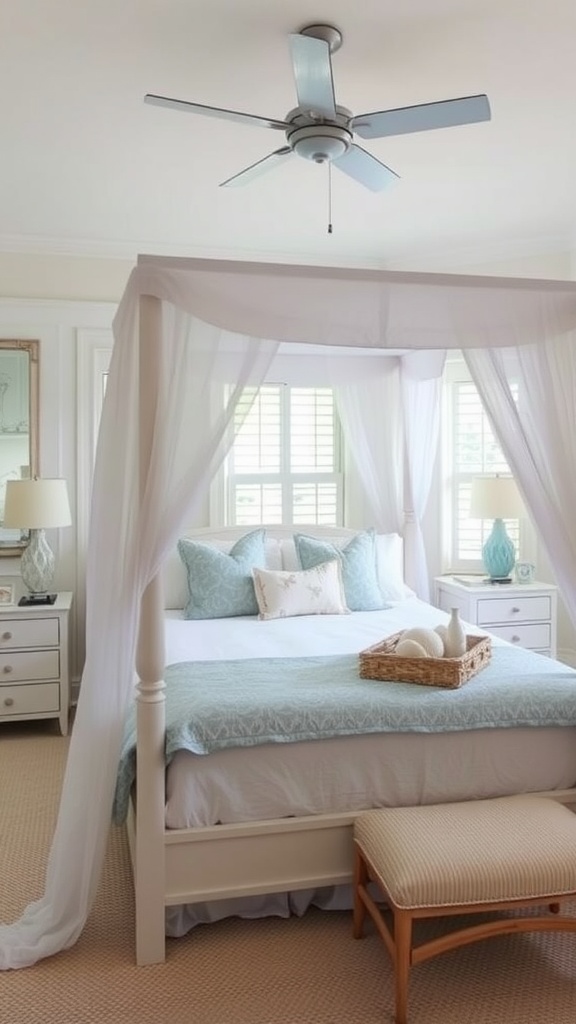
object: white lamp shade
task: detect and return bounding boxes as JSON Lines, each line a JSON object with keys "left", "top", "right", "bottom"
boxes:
{"left": 3, "top": 478, "right": 72, "bottom": 529}
{"left": 469, "top": 476, "right": 524, "bottom": 520}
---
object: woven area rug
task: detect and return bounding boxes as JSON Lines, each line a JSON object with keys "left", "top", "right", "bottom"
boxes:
{"left": 2, "top": 720, "right": 576, "bottom": 1024}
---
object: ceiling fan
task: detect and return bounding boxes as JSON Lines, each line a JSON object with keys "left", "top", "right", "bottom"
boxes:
{"left": 144, "top": 24, "right": 491, "bottom": 192}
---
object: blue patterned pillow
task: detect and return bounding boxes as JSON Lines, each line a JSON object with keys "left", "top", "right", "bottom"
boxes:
{"left": 178, "top": 530, "right": 266, "bottom": 619}
{"left": 293, "top": 530, "right": 385, "bottom": 612}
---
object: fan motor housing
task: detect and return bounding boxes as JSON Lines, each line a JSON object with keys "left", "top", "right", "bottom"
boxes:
{"left": 287, "top": 124, "right": 352, "bottom": 164}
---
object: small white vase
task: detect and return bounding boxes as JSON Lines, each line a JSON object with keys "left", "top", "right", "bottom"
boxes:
{"left": 445, "top": 607, "right": 466, "bottom": 658}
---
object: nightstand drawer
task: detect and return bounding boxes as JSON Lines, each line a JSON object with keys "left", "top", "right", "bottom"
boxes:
{"left": 489, "top": 623, "right": 551, "bottom": 649}
{"left": 0, "top": 649, "right": 60, "bottom": 683}
{"left": 0, "top": 682, "right": 60, "bottom": 717}
{"left": 0, "top": 593, "right": 72, "bottom": 735}
{"left": 476, "top": 595, "right": 551, "bottom": 626}
{"left": 0, "top": 617, "right": 59, "bottom": 649}
{"left": 434, "top": 578, "right": 557, "bottom": 659}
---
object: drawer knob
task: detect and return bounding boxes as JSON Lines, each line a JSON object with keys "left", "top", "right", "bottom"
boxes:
{"left": 2, "top": 664, "right": 12, "bottom": 674}
{"left": 511, "top": 635, "right": 521, "bottom": 643}
{"left": 1, "top": 631, "right": 12, "bottom": 641}
{"left": 511, "top": 607, "right": 520, "bottom": 614}
{"left": 3, "top": 697, "right": 14, "bottom": 707}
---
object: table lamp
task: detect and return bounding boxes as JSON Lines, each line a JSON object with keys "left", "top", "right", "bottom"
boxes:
{"left": 3, "top": 478, "right": 72, "bottom": 605}
{"left": 469, "top": 475, "right": 524, "bottom": 583}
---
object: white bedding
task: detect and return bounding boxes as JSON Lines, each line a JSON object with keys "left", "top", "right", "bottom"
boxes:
{"left": 164, "top": 598, "right": 451, "bottom": 663}
{"left": 163, "top": 600, "right": 576, "bottom": 830}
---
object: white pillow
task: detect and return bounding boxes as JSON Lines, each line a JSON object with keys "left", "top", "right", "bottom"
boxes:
{"left": 163, "top": 536, "right": 282, "bottom": 610}
{"left": 279, "top": 538, "right": 301, "bottom": 572}
{"left": 252, "top": 561, "right": 349, "bottom": 620}
{"left": 375, "top": 533, "right": 414, "bottom": 601}
{"left": 280, "top": 536, "right": 352, "bottom": 571}
{"left": 280, "top": 531, "right": 413, "bottom": 601}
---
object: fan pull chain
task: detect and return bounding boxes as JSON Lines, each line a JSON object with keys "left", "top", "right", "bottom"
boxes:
{"left": 327, "top": 163, "right": 333, "bottom": 234}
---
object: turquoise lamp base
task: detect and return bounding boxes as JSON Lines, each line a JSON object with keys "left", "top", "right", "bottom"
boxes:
{"left": 482, "top": 518, "right": 516, "bottom": 581}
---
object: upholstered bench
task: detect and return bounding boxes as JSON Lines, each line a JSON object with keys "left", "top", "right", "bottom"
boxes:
{"left": 353, "top": 796, "right": 576, "bottom": 1024}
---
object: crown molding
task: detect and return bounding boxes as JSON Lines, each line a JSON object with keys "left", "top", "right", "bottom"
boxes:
{"left": 0, "top": 230, "right": 574, "bottom": 277}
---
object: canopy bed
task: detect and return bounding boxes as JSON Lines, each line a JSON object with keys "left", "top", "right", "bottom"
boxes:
{"left": 2, "top": 257, "right": 576, "bottom": 971}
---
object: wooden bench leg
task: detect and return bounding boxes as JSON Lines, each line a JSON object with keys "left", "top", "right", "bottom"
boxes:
{"left": 353, "top": 846, "right": 368, "bottom": 939}
{"left": 393, "top": 908, "right": 413, "bottom": 1024}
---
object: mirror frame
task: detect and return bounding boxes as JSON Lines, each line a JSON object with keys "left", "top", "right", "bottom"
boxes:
{"left": 0, "top": 339, "right": 39, "bottom": 556}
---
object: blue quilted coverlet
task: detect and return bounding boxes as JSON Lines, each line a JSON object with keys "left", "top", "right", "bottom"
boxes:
{"left": 113, "top": 646, "right": 576, "bottom": 823}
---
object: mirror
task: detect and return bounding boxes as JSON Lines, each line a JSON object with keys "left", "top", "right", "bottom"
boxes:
{"left": 0, "top": 340, "right": 39, "bottom": 555}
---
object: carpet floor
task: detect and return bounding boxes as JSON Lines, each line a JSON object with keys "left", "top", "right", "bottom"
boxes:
{"left": 2, "top": 721, "right": 576, "bottom": 1024}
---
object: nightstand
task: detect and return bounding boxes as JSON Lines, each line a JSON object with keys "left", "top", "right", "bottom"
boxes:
{"left": 434, "top": 577, "right": 557, "bottom": 657}
{"left": 0, "top": 592, "right": 73, "bottom": 736}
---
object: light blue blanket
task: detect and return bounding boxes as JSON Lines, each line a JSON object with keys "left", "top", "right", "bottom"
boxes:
{"left": 113, "top": 646, "right": 576, "bottom": 823}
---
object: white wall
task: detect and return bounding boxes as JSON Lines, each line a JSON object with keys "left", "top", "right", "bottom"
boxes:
{"left": 0, "top": 295, "right": 116, "bottom": 693}
{"left": 0, "top": 253, "right": 130, "bottom": 694}
{"left": 0, "top": 253, "right": 132, "bottom": 303}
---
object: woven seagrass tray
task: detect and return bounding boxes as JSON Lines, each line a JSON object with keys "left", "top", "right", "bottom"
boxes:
{"left": 359, "top": 632, "right": 492, "bottom": 689}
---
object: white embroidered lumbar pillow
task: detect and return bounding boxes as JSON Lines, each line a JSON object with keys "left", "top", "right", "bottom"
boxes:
{"left": 252, "top": 560, "right": 349, "bottom": 620}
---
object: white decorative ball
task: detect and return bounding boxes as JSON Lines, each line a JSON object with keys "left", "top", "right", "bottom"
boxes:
{"left": 434, "top": 624, "right": 448, "bottom": 654}
{"left": 395, "top": 638, "right": 430, "bottom": 658}
{"left": 401, "top": 627, "right": 444, "bottom": 658}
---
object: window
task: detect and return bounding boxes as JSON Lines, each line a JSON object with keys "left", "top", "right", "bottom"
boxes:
{"left": 225, "top": 384, "right": 343, "bottom": 526}
{"left": 444, "top": 364, "right": 520, "bottom": 572}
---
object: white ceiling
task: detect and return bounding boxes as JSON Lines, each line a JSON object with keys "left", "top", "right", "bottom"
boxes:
{"left": 2, "top": 0, "right": 576, "bottom": 270}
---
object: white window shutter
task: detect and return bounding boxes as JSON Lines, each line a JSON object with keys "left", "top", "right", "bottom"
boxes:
{"left": 227, "top": 385, "right": 342, "bottom": 526}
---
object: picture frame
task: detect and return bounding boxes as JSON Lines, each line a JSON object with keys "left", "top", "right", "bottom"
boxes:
{"left": 0, "top": 583, "right": 15, "bottom": 605}
{"left": 514, "top": 562, "right": 536, "bottom": 585}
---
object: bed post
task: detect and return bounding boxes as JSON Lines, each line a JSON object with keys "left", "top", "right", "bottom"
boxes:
{"left": 134, "top": 292, "right": 167, "bottom": 965}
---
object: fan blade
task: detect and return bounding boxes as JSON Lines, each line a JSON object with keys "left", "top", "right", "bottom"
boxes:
{"left": 333, "top": 144, "right": 399, "bottom": 192}
{"left": 220, "top": 147, "right": 293, "bottom": 187}
{"left": 289, "top": 34, "right": 337, "bottom": 119}
{"left": 352, "top": 94, "right": 491, "bottom": 139}
{"left": 144, "top": 94, "right": 288, "bottom": 131}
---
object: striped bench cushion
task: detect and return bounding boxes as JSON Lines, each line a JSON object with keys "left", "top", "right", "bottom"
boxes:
{"left": 354, "top": 796, "right": 576, "bottom": 910}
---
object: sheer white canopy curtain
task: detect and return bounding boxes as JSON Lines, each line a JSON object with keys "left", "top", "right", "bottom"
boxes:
{"left": 330, "top": 357, "right": 404, "bottom": 535}
{"left": 0, "top": 296, "right": 280, "bottom": 969}
{"left": 466, "top": 338, "right": 576, "bottom": 626}
{"left": 400, "top": 351, "right": 446, "bottom": 600}
{"left": 329, "top": 350, "right": 445, "bottom": 598}
{"left": 2, "top": 256, "right": 576, "bottom": 970}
